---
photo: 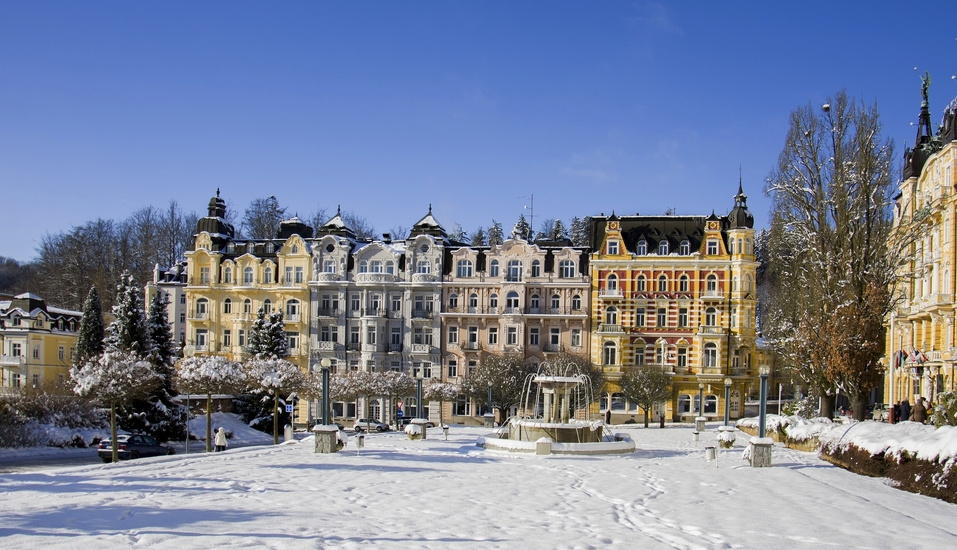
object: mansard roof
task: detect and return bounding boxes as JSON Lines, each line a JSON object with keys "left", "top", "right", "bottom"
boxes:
{"left": 316, "top": 206, "right": 357, "bottom": 240}
{"left": 409, "top": 205, "right": 448, "bottom": 240}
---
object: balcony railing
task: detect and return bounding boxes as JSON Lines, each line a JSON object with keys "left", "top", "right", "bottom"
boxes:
{"left": 316, "top": 308, "right": 341, "bottom": 317}
{"left": 189, "top": 311, "right": 209, "bottom": 320}
{"left": 362, "top": 308, "right": 387, "bottom": 317}
{"left": 411, "top": 273, "right": 436, "bottom": 283}
{"left": 599, "top": 288, "right": 622, "bottom": 298}
{"left": 0, "top": 355, "right": 25, "bottom": 366}
{"left": 702, "top": 290, "right": 724, "bottom": 299}
{"left": 462, "top": 342, "right": 481, "bottom": 351}
{"left": 410, "top": 343, "right": 435, "bottom": 354}
{"left": 698, "top": 326, "right": 724, "bottom": 335}
{"left": 315, "top": 273, "right": 340, "bottom": 282}
{"left": 388, "top": 343, "right": 403, "bottom": 352}
{"left": 412, "top": 309, "right": 434, "bottom": 319}
{"left": 346, "top": 343, "right": 361, "bottom": 352}
{"left": 598, "top": 324, "right": 624, "bottom": 333}
{"left": 285, "top": 314, "right": 301, "bottom": 323}
{"left": 543, "top": 343, "right": 563, "bottom": 352}
{"left": 312, "top": 340, "right": 339, "bottom": 351}
{"left": 356, "top": 273, "right": 394, "bottom": 284}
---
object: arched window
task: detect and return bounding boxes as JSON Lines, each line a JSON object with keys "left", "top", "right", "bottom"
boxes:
{"left": 456, "top": 260, "right": 473, "bottom": 277}
{"left": 417, "top": 260, "right": 431, "bottom": 274}
{"left": 263, "top": 299, "right": 272, "bottom": 314}
{"left": 243, "top": 299, "right": 252, "bottom": 313}
{"left": 223, "top": 299, "right": 232, "bottom": 314}
{"left": 291, "top": 244, "right": 299, "bottom": 254}
{"left": 489, "top": 260, "right": 499, "bottom": 277}
{"left": 530, "top": 294, "right": 540, "bottom": 310}
{"left": 636, "top": 240, "right": 647, "bottom": 255}
{"left": 658, "top": 240, "right": 669, "bottom": 255}
{"left": 605, "top": 306, "right": 618, "bottom": 325}
{"left": 507, "top": 260, "right": 522, "bottom": 281}
{"left": 196, "top": 298, "right": 208, "bottom": 316}
{"left": 679, "top": 275, "right": 689, "bottom": 292}
{"left": 223, "top": 267, "right": 232, "bottom": 284}
{"left": 489, "top": 294, "right": 499, "bottom": 309}
{"left": 732, "top": 276, "right": 738, "bottom": 291}
{"left": 506, "top": 291, "right": 520, "bottom": 309}
{"left": 680, "top": 240, "right": 690, "bottom": 255}
{"left": 704, "top": 343, "right": 717, "bottom": 367}
{"left": 737, "top": 238, "right": 743, "bottom": 254}
{"left": 706, "top": 274, "right": 717, "bottom": 292}
{"left": 603, "top": 342, "right": 617, "bottom": 365}
{"left": 705, "top": 307, "right": 717, "bottom": 326}
{"left": 746, "top": 237, "right": 752, "bottom": 254}
{"left": 358, "top": 260, "right": 369, "bottom": 273}
{"left": 469, "top": 293, "right": 478, "bottom": 309}
{"left": 678, "top": 394, "right": 692, "bottom": 414}
{"left": 729, "top": 240, "right": 735, "bottom": 254}
{"left": 449, "top": 293, "right": 459, "bottom": 309}
{"left": 243, "top": 267, "right": 254, "bottom": 284}
{"left": 323, "top": 259, "right": 336, "bottom": 273}
{"left": 263, "top": 267, "right": 273, "bottom": 283}
{"left": 551, "top": 294, "right": 561, "bottom": 310}
{"left": 531, "top": 260, "right": 541, "bottom": 277}
{"left": 286, "top": 299, "right": 300, "bottom": 317}
{"left": 571, "top": 294, "right": 582, "bottom": 310}
{"left": 745, "top": 274, "right": 753, "bottom": 292}
{"left": 265, "top": 243, "right": 275, "bottom": 253}
{"left": 371, "top": 260, "right": 383, "bottom": 273}
{"left": 636, "top": 275, "right": 646, "bottom": 292}
{"left": 559, "top": 260, "right": 576, "bottom": 278}
{"left": 657, "top": 275, "right": 667, "bottom": 292}
{"left": 705, "top": 395, "right": 718, "bottom": 414}
{"left": 607, "top": 273, "right": 618, "bottom": 290}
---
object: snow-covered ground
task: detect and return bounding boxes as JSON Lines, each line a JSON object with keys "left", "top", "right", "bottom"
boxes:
{"left": 1, "top": 423, "right": 955, "bottom": 549}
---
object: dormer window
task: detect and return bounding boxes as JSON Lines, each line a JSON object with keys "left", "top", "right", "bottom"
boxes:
{"left": 636, "top": 240, "right": 647, "bottom": 255}
{"left": 371, "top": 260, "right": 383, "bottom": 273}
{"left": 291, "top": 244, "right": 299, "bottom": 254}
{"left": 658, "top": 240, "right": 669, "bottom": 255}
{"left": 608, "top": 240, "right": 619, "bottom": 255}
{"left": 386, "top": 261, "right": 395, "bottom": 274}
{"left": 227, "top": 242, "right": 236, "bottom": 253}
{"left": 707, "top": 240, "right": 719, "bottom": 255}
{"left": 248, "top": 242, "right": 256, "bottom": 253}
{"left": 680, "top": 240, "right": 690, "bottom": 255}
{"left": 417, "top": 260, "right": 431, "bottom": 274}
{"left": 265, "top": 243, "right": 275, "bottom": 253}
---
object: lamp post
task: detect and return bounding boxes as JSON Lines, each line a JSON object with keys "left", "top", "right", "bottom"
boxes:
{"left": 182, "top": 345, "right": 196, "bottom": 455}
{"left": 723, "top": 377, "right": 732, "bottom": 426}
{"left": 758, "top": 365, "right": 770, "bottom": 438}
{"left": 416, "top": 376, "right": 424, "bottom": 420}
{"left": 698, "top": 383, "right": 705, "bottom": 416}
{"left": 485, "top": 381, "right": 494, "bottom": 428}
{"left": 320, "top": 357, "right": 331, "bottom": 426}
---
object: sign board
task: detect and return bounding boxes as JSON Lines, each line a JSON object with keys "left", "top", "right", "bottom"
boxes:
{"left": 285, "top": 404, "right": 293, "bottom": 413}
{"left": 396, "top": 410, "right": 404, "bottom": 418}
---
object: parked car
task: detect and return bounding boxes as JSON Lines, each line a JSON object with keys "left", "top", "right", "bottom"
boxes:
{"left": 353, "top": 418, "right": 390, "bottom": 432}
{"left": 98, "top": 434, "right": 175, "bottom": 462}
{"left": 871, "top": 403, "right": 890, "bottom": 422}
{"left": 399, "top": 417, "right": 436, "bottom": 428}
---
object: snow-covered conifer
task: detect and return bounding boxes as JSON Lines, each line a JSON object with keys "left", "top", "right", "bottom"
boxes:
{"left": 105, "top": 271, "right": 149, "bottom": 355}
{"left": 73, "top": 285, "right": 105, "bottom": 367}
{"left": 246, "top": 309, "right": 288, "bottom": 359}
{"left": 469, "top": 227, "right": 487, "bottom": 247}
{"left": 487, "top": 221, "right": 504, "bottom": 246}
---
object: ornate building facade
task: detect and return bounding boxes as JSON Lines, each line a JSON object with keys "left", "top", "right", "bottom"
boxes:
{"left": 0, "top": 293, "right": 82, "bottom": 389}
{"left": 886, "top": 87, "right": 957, "bottom": 407}
{"left": 587, "top": 185, "right": 759, "bottom": 422}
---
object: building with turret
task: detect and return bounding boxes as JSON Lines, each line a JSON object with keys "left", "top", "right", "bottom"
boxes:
{"left": 587, "top": 184, "right": 759, "bottom": 422}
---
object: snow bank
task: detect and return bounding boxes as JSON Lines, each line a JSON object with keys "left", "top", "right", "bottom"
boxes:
{"left": 188, "top": 412, "right": 274, "bottom": 445}
{"left": 820, "top": 421, "right": 957, "bottom": 463}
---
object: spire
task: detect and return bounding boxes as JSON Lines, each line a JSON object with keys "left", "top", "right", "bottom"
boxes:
{"left": 216, "top": 187, "right": 220, "bottom": 198}
{"left": 738, "top": 166, "right": 743, "bottom": 195}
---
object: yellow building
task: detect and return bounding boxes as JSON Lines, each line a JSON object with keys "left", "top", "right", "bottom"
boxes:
{"left": 588, "top": 185, "right": 760, "bottom": 422}
{"left": 886, "top": 89, "right": 957, "bottom": 407}
{"left": 184, "top": 192, "right": 313, "bottom": 423}
{"left": 0, "top": 292, "right": 82, "bottom": 389}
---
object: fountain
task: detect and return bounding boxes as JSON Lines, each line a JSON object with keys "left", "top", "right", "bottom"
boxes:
{"left": 479, "top": 361, "right": 636, "bottom": 455}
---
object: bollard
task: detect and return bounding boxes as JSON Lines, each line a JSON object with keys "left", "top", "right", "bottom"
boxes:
{"left": 356, "top": 433, "right": 365, "bottom": 456}
{"left": 705, "top": 445, "right": 717, "bottom": 465}
{"left": 692, "top": 431, "right": 700, "bottom": 446}
{"left": 284, "top": 424, "right": 294, "bottom": 442}
{"left": 443, "top": 425, "right": 449, "bottom": 441}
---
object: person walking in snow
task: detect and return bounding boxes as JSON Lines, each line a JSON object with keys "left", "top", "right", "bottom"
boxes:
{"left": 900, "top": 399, "right": 911, "bottom": 423}
{"left": 910, "top": 399, "right": 927, "bottom": 424}
{"left": 214, "top": 427, "right": 228, "bottom": 452}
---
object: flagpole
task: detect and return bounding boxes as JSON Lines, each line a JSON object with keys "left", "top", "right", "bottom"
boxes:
{"left": 889, "top": 313, "right": 895, "bottom": 423}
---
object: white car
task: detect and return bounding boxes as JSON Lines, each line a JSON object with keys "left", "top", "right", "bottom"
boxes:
{"left": 353, "top": 419, "right": 390, "bottom": 432}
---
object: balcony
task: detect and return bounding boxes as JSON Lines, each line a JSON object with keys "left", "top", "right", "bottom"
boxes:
{"left": 598, "top": 324, "right": 624, "bottom": 333}
{"left": 462, "top": 341, "right": 481, "bottom": 351}
{"left": 929, "top": 350, "right": 944, "bottom": 362}
{"left": 315, "top": 308, "right": 341, "bottom": 317}
{"left": 388, "top": 343, "right": 403, "bottom": 353}
{"left": 346, "top": 343, "right": 361, "bottom": 352}
{"left": 0, "top": 355, "right": 25, "bottom": 367}
{"left": 412, "top": 309, "right": 434, "bottom": 319}
{"left": 702, "top": 291, "right": 724, "bottom": 300}
{"left": 410, "top": 344, "right": 435, "bottom": 354}
{"left": 411, "top": 273, "right": 436, "bottom": 283}
{"left": 598, "top": 288, "right": 623, "bottom": 299}
{"left": 285, "top": 314, "right": 301, "bottom": 323}
{"left": 698, "top": 326, "right": 725, "bottom": 335}
{"left": 312, "top": 340, "right": 339, "bottom": 351}
{"left": 315, "top": 273, "right": 340, "bottom": 282}
{"left": 362, "top": 308, "right": 387, "bottom": 318}
{"left": 189, "top": 312, "right": 209, "bottom": 320}
{"left": 194, "top": 345, "right": 208, "bottom": 352}
{"left": 543, "top": 343, "right": 563, "bottom": 352}
{"left": 356, "top": 273, "right": 394, "bottom": 284}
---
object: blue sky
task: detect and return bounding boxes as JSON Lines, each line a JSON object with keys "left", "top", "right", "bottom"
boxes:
{"left": 2, "top": 2, "right": 957, "bottom": 261}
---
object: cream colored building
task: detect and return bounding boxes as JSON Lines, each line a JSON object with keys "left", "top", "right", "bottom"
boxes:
{"left": 886, "top": 91, "right": 957, "bottom": 407}
{"left": 0, "top": 293, "right": 81, "bottom": 389}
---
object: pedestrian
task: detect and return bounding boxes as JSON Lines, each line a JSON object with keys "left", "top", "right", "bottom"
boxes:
{"left": 214, "top": 427, "right": 228, "bottom": 452}
{"left": 901, "top": 399, "right": 911, "bottom": 423}
{"left": 911, "top": 399, "right": 927, "bottom": 424}
{"left": 893, "top": 401, "right": 901, "bottom": 423}
{"left": 605, "top": 409, "right": 611, "bottom": 425}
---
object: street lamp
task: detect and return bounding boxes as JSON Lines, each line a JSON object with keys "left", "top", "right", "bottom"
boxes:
{"left": 320, "top": 357, "right": 331, "bottom": 426}
{"left": 182, "top": 345, "right": 196, "bottom": 455}
{"left": 723, "top": 377, "right": 732, "bottom": 426}
{"left": 698, "top": 383, "right": 705, "bottom": 417}
{"left": 485, "top": 381, "right": 494, "bottom": 428}
{"left": 758, "top": 365, "right": 770, "bottom": 438}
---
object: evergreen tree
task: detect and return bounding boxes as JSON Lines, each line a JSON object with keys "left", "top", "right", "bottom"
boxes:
{"left": 135, "top": 291, "right": 186, "bottom": 441}
{"left": 448, "top": 223, "right": 467, "bottom": 243}
{"left": 73, "top": 286, "right": 105, "bottom": 367}
{"left": 105, "top": 272, "right": 149, "bottom": 355}
{"left": 469, "top": 227, "right": 487, "bottom": 246}
{"left": 487, "top": 221, "right": 504, "bottom": 246}
{"left": 147, "top": 292, "right": 178, "bottom": 371}
{"left": 551, "top": 219, "right": 568, "bottom": 241}
{"left": 246, "top": 308, "right": 288, "bottom": 359}
{"left": 570, "top": 216, "right": 590, "bottom": 247}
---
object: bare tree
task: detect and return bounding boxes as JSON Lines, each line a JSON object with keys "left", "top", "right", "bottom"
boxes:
{"left": 619, "top": 366, "right": 671, "bottom": 427}
{"left": 763, "top": 90, "right": 900, "bottom": 420}
{"left": 307, "top": 206, "right": 328, "bottom": 235}
{"left": 341, "top": 210, "right": 376, "bottom": 240}
{"left": 243, "top": 196, "right": 287, "bottom": 239}
{"left": 389, "top": 225, "right": 410, "bottom": 240}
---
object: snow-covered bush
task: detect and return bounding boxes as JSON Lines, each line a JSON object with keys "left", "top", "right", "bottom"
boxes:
{"left": 931, "top": 391, "right": 957, "bottom": 428}
{"left": 717, "top": 426, "right": 736, "bottom": 448}
{"left": 782, "top": 395, "right": 817, "bottom": 419}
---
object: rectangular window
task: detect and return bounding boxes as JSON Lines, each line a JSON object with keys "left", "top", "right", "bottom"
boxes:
{"left": 608, "top": 240, "right": 619, "bottom": 254}
{"left": 678, "top": 308, "right": 688, "bottom": 328}
{"left": 448, "top": 326, "right": 458, "bottom": 344}
{"left": 195, "top": 330, "right": 208, "bottom": 348}
{"left": 391, "top": 327, "right": 401, "bottom": 345}
{"left": 488, "top": 327, "right": 498, "bottom": 345}
{"left": 331, "top": 326, "right": 338, "bottom": 343}
{"left": 636, "top": 309, "right": 646, "bottom": 327}
{"left": 571, "top": 329, "right": 582, "bottom": 347}
{"left": 33, "top": 345, "right": 40, "bottom": 359}
{"left": 180, "top": 294, "right": 186, "bottom": 304}
{"left": 707, "top": 240, "right": 719, "bottom": 255}
{"left": 321, "top": 326, "right": 330, "bottom": 341}
{"left": 635, "top": 349, "right": 645, "bottom": 365}
{"left": 350, "top": 326, "right": 360, "bottom": 344}
{"left": 32, "top": 373, "right": 40, "bottom": 387}
{"left": 507, "top": 326, "right": 518, "bottom": 345}
{"left": 366, "top": 326, "right": 376, "bottom": 345}
{"left": 447, "top": 360, "right": 458, "bottom": 378}
{"left": 11, "top": 343, "right": 22, "bottom": 356}
{"left": 58, "top": 346, "right": 65, "bottom": 361}
{"left": 200, "top": 267, "right": 210, "bottom": 283}
{"left": 677, "top": 348, "right": 687, "bottom": 367}
{"left": 468, "top": 326, "right": 478, "bottom": 344}
{"left": 295, "top": 266, "right": 304, "bottom": 283}
{"left": 414, "top": 328, "right": 423, "bottom": 344}
{"left": 180, "top": 312, "right": 186, "bottom": 323}
{"left": 321, "top": 295, "right": 331, "bottom": 311}
{"left": 351, "top": 294, "right": 360, "bottom": 311}
{"left": 223, "top": 330, "right": 231, "bottom": 347}
{"left": 392, "top": 295, "right": 402, "bottom": 312}
{"left": 528, "top": 327, "right": 539, "bottom": 346}
{"left": 550, "top": 327, "right": 560, "bottom": 346}
{"left": 285, "top": 267, "right": 293, "bottom": 284}
{"left": 657, "top": 308, "right": 666, "bottom": 327}
{"left": 468, "top": 360, "right": 477, "bottom": 376}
